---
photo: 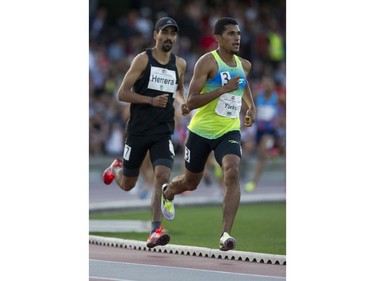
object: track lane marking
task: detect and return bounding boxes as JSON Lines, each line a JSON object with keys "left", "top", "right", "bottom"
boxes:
{"left": 90, "top": 259, "right": 285, "bottom": 280}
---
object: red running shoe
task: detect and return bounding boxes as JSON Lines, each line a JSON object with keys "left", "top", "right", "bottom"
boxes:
{"left": 102, "top": 159, "right": 122, "bottom": 185}
{"left": 146, "top": 227, "right": 170, "bottom": 248}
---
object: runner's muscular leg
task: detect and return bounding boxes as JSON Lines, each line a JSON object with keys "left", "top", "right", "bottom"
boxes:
{"left": 152, "top": 165, "right": 171, "bottom": 222}
{"left": 113, "top": 169, "right": 138, "bottom": 191}
{"left": 221, "top": 154, "right": 241, "bottom": 234}
{"left": 164, "top": 168, "right": 203, "bottom": 200}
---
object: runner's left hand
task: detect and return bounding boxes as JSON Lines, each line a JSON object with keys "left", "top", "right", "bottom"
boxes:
{"left": 244, "top": 107, "right": 256, "bottom": 127}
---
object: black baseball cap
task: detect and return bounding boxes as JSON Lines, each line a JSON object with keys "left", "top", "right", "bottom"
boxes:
{"left": 155, "top": 17, "right": 179, "bottom": 32}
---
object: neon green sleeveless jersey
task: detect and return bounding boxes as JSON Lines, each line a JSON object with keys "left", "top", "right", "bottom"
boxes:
{"left": 188, "top": 50, "right": 246, "bottom": 139}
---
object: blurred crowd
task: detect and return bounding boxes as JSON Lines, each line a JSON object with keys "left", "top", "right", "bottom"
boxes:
{"left": 89, "top": 0, "right": 286, "bottom": 164}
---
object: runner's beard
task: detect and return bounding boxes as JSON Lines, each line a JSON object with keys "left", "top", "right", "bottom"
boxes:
{"left": 162, "top": 41, "right": 173, "bottom": 52}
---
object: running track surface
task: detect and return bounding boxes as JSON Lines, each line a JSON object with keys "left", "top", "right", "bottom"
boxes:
{"left": 90, "top": 157, "right": 286, "bottom": 280}
{"left": 89, "top": 244, "right": 286, "bottom": 281}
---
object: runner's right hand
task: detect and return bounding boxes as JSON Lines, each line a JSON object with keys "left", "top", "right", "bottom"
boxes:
{"left": 222, "top": 75, "right": 240, "bottom": 93}
{"left": 152, "top": 94, "right": 169, "bottom": 108}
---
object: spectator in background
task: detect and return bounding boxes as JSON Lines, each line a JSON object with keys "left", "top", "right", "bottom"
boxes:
{"left": 104, "top": 122, "right": 124, "bottom": 156}
{"left": 89, "top": 110, "right": 108, "bottom": 155}
{"left": 267, "top": 19, "right": 285, "bottom": 72}
{"left": 245, "top": 76, "right": 281, "bottom": 192}
{"left": 89, "top": 6, "right": 109, "bottom": 42}
{"left": 101, "top": 17, "right": 190, "bottom": 249}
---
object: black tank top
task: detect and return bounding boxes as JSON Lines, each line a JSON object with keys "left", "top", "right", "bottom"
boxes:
{"left": 127, "top": 48, "right": 179, "bottom": 136}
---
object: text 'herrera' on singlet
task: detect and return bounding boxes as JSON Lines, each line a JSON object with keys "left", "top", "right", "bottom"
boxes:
{"left": 127, "top": 48, "right": 179, "bottom": 136}
{"left": 188, "top": 50, "right": 246, "bottom": 139}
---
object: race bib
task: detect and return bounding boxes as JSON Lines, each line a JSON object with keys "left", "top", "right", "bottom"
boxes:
{"left": 215, "top": 93, "right": 242, "bottom": 118}
{"left": 148, "top": 66, "right": 177, "bottom": 95}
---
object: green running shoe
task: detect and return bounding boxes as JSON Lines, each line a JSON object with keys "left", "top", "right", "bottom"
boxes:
{"left": 245, "top": 181, "right": 256, "bottom": 192}
{"left": 219, "top": 232, "right": 237, "bottom": 251}
{"left": 161, "top": 184, "right": 175, "bottom": 220}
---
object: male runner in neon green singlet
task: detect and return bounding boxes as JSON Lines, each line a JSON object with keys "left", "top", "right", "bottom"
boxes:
{"left": 161, "top": 17, "right": 256, "bottom": 251}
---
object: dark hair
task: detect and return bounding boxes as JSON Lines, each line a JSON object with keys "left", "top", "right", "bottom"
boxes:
{"left": 214, "top": 17, "right": 238, "bottom": 35}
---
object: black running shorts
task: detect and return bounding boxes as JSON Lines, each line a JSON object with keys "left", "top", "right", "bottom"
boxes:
{"left": 184, "top": 130, "right": 242, "bottom": 173}
{"left": 122, "top": 133, "right": 175, "bottom": 177}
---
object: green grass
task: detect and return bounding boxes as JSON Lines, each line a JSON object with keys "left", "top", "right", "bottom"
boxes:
{"left": 90, "top": 202, "right": 286, "bottom": 255}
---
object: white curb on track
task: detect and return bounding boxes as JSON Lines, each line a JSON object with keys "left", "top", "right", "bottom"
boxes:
{"left": 89, "top": 235, "right": 286, "bottom": 266}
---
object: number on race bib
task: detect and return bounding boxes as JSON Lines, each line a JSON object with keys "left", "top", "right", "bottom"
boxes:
{"left": 123, "top": 145, "right": 131, "bottom": 161}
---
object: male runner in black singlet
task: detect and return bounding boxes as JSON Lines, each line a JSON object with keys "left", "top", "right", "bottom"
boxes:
{"left": 102, "top": 17, "right": 190, "bottom": 248}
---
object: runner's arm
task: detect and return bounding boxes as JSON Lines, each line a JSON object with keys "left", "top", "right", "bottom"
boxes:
{"left": 118, "top": 53, "right": 157, "bottom": 105}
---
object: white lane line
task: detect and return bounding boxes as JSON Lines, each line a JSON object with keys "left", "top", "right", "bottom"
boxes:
{"left": 89, "top": 259, "right": 286, "bottom": 280}
{"left": 89, "top": 277, "right": 135, "bottom": 281}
